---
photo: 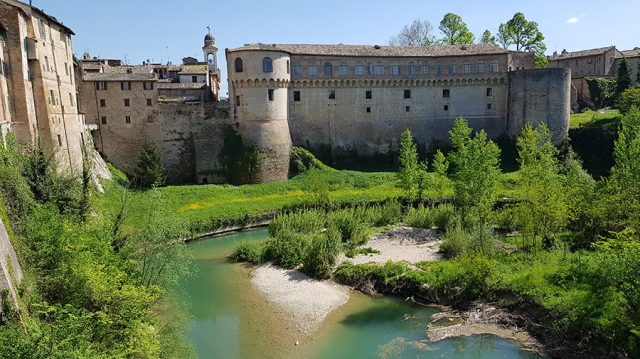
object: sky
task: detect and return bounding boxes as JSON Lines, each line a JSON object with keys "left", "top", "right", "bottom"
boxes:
{"left": 32, "top": 0, "right": 640, "bottom": 96}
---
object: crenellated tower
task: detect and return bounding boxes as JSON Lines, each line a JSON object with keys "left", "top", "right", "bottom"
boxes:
{"left": 226, "top": 45, "right": 292, "bottom": 183}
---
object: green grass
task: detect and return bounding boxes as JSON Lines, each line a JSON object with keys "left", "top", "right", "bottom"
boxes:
{"left": 570, "top": 109, "right": 622, "bottom": 128}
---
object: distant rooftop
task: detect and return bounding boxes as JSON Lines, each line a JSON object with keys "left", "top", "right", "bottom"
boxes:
{"left": 227, "top": 43, "right": 509, "bottom": 57}
{"left": 621, "top": 49, "right": 640, "bottom": 58}
{"left": 548, "top": 46, "right": 617, "bottom": 60}
{"left": 3, "top": 0, "right": 75, "bottom": 35}
{"left": 83, "top": 72, "right": 156, "bottom": 82}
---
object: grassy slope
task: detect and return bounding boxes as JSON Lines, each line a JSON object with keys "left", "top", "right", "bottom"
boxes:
{"left": 570, "top": 109, "right": 621, "bottom": 128}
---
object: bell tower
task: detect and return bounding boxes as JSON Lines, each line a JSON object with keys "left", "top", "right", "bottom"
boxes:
{"left": 202, "top": 27, "right": 220, "bottom": 101}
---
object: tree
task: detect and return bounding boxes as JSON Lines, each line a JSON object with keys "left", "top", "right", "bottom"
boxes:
{"left": 617, "top": 87, "right": 640, "bottom": 114}
{"left": 430, "top": 150, "right": 450, "bottom": 199}
{"left": 448, "top": 118, "right": 501, "bottom": 251}
{"left": 636, "top": 61, "right": 640, "bottom": 84}
{"left": 616, "top": 58, "right": 632, "bottom": 95}
{"left": 397, "top": 129, "right": 420, "bottom": 198}
{"left": 439, "top": 13, "right": 475, "bottom": 45}
{"left": 498, "top": 12, "right": 547, "bottom": 68}
{"left": 480, "top": 30, "right": 496, "bottom": 45}
{"left": 134, "top": 141, "right": 167, "bottom": 188}
{"left": 389, "top": 19, "right": 436, "bottom": 46}
{"left": 515, "top": 123, "right": 568, "bottom": 250}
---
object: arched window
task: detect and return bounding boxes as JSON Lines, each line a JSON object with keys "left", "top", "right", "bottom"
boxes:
{"left": 235, "top": 57, "right": 243, "bottom": 72}
{"left": 324, "top": 62, "right": 333, "bottom": 76}
{"left": 263, "top": 57, "right": 273, "bottom": 73}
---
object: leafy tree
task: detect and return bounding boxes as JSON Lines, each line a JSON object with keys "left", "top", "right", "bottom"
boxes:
{"left": 430, "top": 149, "right": 450, "bottom": 199}
{"left": 586, "top": 77, "right": 616, "bottom": 109}
{"left": 616, "top": 58, "right": 632, "bottom": 95}
{"left": 389, "top": 19, "right": 436, "bottom": 46}
{"left": 636, "top": 61, "right": 640, "bottom": 84}
{"left": 134, "top": 141, "right": 167, "bottom": 188}
{"left": 397, "top": 129, "right": 420, "bottom": 198}
{"left": 480, "top": 30, "right": 496, "bottom": 45}
{"left": 498, "top": 12, "right": 547, "bottom": 68}
{"left": 448, "top": 118, "right": 501, "bottom": 251}
{"left": 515, "top": 123, "right": 568, "bottom": 250}
{"left": 439, "top": 13, "right": 475, "bottom": 45}
{"left": 617, "top": 87, "right": 640, "bottom": 114}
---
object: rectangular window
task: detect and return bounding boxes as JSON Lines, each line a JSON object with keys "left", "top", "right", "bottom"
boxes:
{"left": 293, "top": 91, "right": 301, "bottom": 102}
{"left": 462, "top": 63, "right": 471, "bottom": 74}
{"left": 443, "top": 89, "right": 450, "bottom": 98}
{"left": 100, "top": 99, "right": 106, "bottom": 107}
{"left": 69, "top": 93, "right": 74, "bottom": 106}
{"left": 477, "top": 63, "right": 485, "bottom": 73}
{"left": 490, "top": 63, "right": 499, "bottom": 72}
{"left": 64, "top": 62, "right": 69, "bottom": 76}
{"left": 293, "top": 65, "right": 303, "bottom": 76}
{"left": 125, "top": 116, "right": 131, "bottom": 124}
{"left": 404, "top": 90, "right": 411, "bottom": 99}
{"left": 436, "top": 64, "right": 444, "bottom": 75}
{"left": 23, "top": 37, "right": 28, "bottom": 52}
{"left": 487, "top": 103, "right": 492, "bottom": 110}
{"left": 235, "top": 95, "right": 240, "bottom": 107}
{"left": 268, "top": 89, "right": 274, "bottom": 101}
{"left": 339, "top": 65, "right": 349, "bottom": 76}
{"left": 486, "top": 88, "right": 493, "bottom": 97}
{"left": 444, "top": 105, "right": 449, "bottom": 111}
{"left": 101, "top": 116, "right": 107, "bottom": 124}
{"left": 374, "top": 65, "right": 384, "bottom": 76}
{"left": 44, "top": 56, "right": 50, "bottom": 72}
{"left": 420, "top": 64, "right": 428, "bottom": 75}
{"left": 408, "top": 65, "right": 415, "bottom": 76}
{"left": 124, "top": 99, "right": 130, "bottom": 107}
{"left": 308, "top": 66, "right": 318, "bottom": 76}
{"left": 366, "top": 107, "right": 371, "bottom": 113}
{"left": 143, "top": 82, "right": 154, "bottom": 90}
{"left": 406, "top": 106, "right": 410, "bottom": 112}
{"left": 146, "top": 99, "right": 152, "bottom": 106}
{"left": 121, "top": 82, "right": 131, "bottom": 91}
{"left": 355, "top": 66, "right": 365, "bottom": 76}
{"left": 391, "top": 65, "right": 400, "bottom": 76}
{"left": 328, "top": 90, "right": 336, "bottom": 100}
{"left": 449, "top": 64, "right": 456, "bottom": 75}
{"left": 49, "top": 89, "right": 55, "bottom": 105}
{"left": 57, "top": 134, "right": 62, "bottom": 147}
{"left": 365, "top": 90, "right": 372, "bottom": 100}
{"left": 192, "top": 75, "right": 198, "bottom": 83}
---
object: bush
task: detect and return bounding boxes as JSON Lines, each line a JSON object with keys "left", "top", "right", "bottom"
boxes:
{"left": 328, "top": 210, "right": 369, "bottom": 246}
{"left": 268, "top": 209, "right": 325, "bottom": 238}
{"left": 404, "top": 203, "right": 456, "bottom": 230}
{"left": 494, "top": 206, "right": 523, "bottom": 232}
{"left": 134, "top": 141, "right": 167, "bottom": 188}
{"left": 229, "top": 242, "right": 267, "bottom": 264}
{"left": 617, "top": 87, "right": 640, "bottom": 114}
{"left": 302, "top": 227, "right": 341, "bottom": 279}
{"left": 264, "top": 230, "right": 314, "bottom": 268}
{"left": 439, "top": 226, "right": 472, "bottom": 258}
{"left": 366, "top": 201, "right": 402, "bottom": 227}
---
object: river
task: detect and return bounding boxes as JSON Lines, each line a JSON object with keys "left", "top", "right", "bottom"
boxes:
{"left": 184, "top": 229, "right": 545, "bottom": 359}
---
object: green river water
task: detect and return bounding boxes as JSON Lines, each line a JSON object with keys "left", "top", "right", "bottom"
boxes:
{"left": 185, "top": 229, "right": 545, "bottom": 359}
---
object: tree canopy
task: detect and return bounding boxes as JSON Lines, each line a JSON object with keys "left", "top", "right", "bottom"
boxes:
{"left": 439, "top": 13, "right": 475, "bottom": 45}
{"left": 480, "top": 29, "right": 496, "bottom": 45}
{"left": 389, "top": 19, "right": 436, "bottom": 46}
{"left": 616, "top": 58, "right": 632, "bottom": 95}
{"left": 497, "top": 12, "right": 547, "bottom": 68}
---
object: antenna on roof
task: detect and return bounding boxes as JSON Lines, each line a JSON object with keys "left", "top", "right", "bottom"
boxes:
{"left": 207, "top": 26, "right": 211, "bottom": 33}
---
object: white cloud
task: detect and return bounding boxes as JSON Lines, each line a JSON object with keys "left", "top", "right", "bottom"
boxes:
{"left": 566, "top": 17, "right": 580, "bottom": 24}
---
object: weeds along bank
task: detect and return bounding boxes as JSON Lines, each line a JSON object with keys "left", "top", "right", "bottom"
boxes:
{"left": 230, "top": 113, "right": 640, "bottom": 359}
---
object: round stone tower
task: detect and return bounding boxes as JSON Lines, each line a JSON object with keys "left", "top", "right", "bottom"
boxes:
{"left": 226, "top": 46, "right": 292, "bottom": 183}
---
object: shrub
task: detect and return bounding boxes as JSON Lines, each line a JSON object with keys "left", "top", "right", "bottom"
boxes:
{"left": 617, "top": 87, "right": 640, "bottom": 114}
{"left": 264, "top": 230, "right": 314, "bottom": 268}
{"left": 439, "top": 225, "right": 471, "bottom": 258}
{"left": 404, "top": 204, "right": 434, "bottom": 228}
{"left": 134, "top": 141, "right": 167, "bottom": 188}
{"left": 328, "top": 210, "right": 369, "bottom": 246}
{"left": 494, "top": 206, "right": 523, "bottom": 232}
{"left": 302, "top": 227, "right": 341, "bottom": 279}
{"left": 366, "top": 201, "right": 402, "bottom": 226}
{"left": 229, "top": 242, "right": 267, "bottom": 264}
{"left": 268, "top": 209, "right": 325, "bottom": 238}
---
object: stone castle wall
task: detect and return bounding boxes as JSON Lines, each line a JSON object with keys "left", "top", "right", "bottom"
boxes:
{"left": 93, "top": 103, "right": 230, "bottom": 184}
{"left": 0, "top": 217, "right": 22, "bottom": 313}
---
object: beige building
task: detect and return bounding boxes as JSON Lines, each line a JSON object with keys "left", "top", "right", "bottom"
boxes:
{"left": 613, "top": 49, "right": 640, "bottom": 86}
{"left": 0, "top": 0, "right": 86, "bottom": 172}
{"left": 77, "top": 32, "right": 226, "bottom": 183}
{"left": 227, "top": 43, "right": 570, "bottom": 182}
{"left": 547, "top": 46, "right": 623, "bottom": 109}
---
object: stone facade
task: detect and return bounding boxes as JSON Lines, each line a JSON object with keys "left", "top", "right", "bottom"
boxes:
{"left": 0, "top": 216, "right": 22, "bottom": 313}
{"left": 227, "top": 43, "right": 570, "bottom": 181}
{"left": 0, "top": 0, "right": 86, "bottom": 173}
{"left": 613, "top": 49, "right": 640, "bottom": 87}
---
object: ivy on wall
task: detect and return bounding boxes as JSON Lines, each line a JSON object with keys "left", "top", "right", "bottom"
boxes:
{"left": 217, "top": 126, "right": 261, "bottom": 184}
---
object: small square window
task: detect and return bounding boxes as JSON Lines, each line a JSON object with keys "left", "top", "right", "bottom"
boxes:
{"left": 192, "top": 75, "right": 198, "bottom": 83}
{"left": 486, "top": 88, "right": 493, "bottom": 97}
{"left": 144, "top": 82, "right": 154, "bottom": 90}
{"left": 365, "top": 90, "right": 372, "bottom": 100}
{"left": 124, "top": 99, "right": 130, "bottom": 107}
{"left": 487, "top": 103, "right": 492, "bottom": 110}
{"left": 146, "top": 99, "right": 152, "bottom": 106}
{"left": 405, "top": 106, "right": 410, "bottom": 112}
{"left": 366, "top": 107, "right": 371, "bottom": 113}
{"left": 328, "top": 90, "right": 336, "bottom": 100}
{"left": 268, "top": 89, "right": 274, "bottom": 101}
{"left": 404, "top": 90, "right": 411, "bottom": 99}
{"left": 294, "top": 91, "right": 301, "bottom": 102}
{"left": 443, "top": 89, "right": 450, "bottom": 98}
{"left": 101, "top": 116, "right": 107, "bottom": 124}
{"left": 100, "top": 99, "right": 106, "bottom": 107}
{"left": 125, "top": 116, "right": 131, "bottom": 124}
{"left": 444, "top": 105, "right": 449, "bottom": 111}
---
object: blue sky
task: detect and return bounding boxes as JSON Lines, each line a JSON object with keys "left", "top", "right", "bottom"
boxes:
{"left": 35, "top": 0, "right": 638, "bottom": 95}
